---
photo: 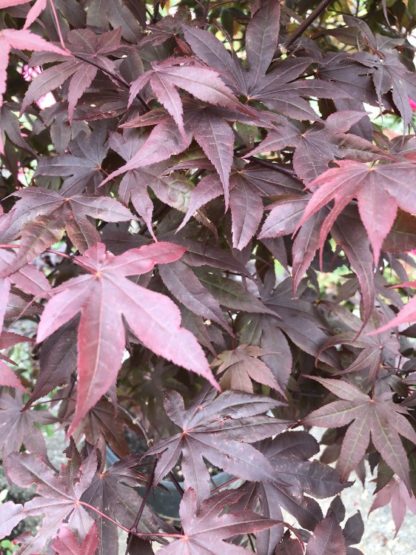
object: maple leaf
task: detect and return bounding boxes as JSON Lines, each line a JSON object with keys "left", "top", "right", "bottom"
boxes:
{"left": 285, "top": 206, "right": 376, "bottom": 325}
{"left": 304, "top": 497, "right": 364, "bottom": 555}
{"left": 305, "top": 513, "right": 347, "bottom": 555}
{"left": 237, "top": 313, "right": 293, "bottom": 394}
{"left": 383, "top": 210, "right": 416, "bottom": 253}
{"left": 0, "top": 238, "right": 50, "bottom": 335}
{"left": 369, "top": 477, "right": 416, "bottom": 535}
{"left": 212, "top": 344, "right": 282, "bottom": 394}
{"left": 157, "top": 488, "right": 278, "bottom": 555}
{"left": 22, "top": 0, "right": 47, "bottom": 30}
{"left": 108, "top": 131, "right": 194, "bottom": 235}
{"left": 228, "top": 172, "right": 265, "bottom": 249}
{"left": 0, "top": 359, "right": 25, "bottom": 390}
{"left": 25, "top": 322, "right": 77, "bottom": 404}
{"left": 249, "top": 58, "right": 348, "bottom": 120}
{"left": 192, "top": 268, "right": 275, "bottom": 316}
{"left": 260, "top": 278, "right": 339, "bottom": 368}
{"left": 178, "top": 162, "right": 303, "bottom": 248}
{"left": 244, "top": 0, "right": 281, "bottom": 90}
{"left": 330, "top": 210, "right": 375, "bottom": 325}
{"left": 145, "top": 389, "right": 287, "bottom": 501}
{"left": 0, "top": 330, "right": 31, "bottom": 391}
{"left": 34, "top": 127, "right": 109, "bottom": 195}
{"left": 0, "top": 500, "right": 24, "bottom": 538}
{"left": 0, "top": 0, "right": 31, "bottom": 6}
{"left": 179, "top": 164, "right": 309, "bottom": 291}
{"left": 81, "top": 456, "right": 166, "bottom": 550}
{"left": 275, "top": 535, "right": 304, "bottom": 555}
{"left": 5, "top": 1, "right": 416, "bottom": 547}
{"left": 0, "top": 392, "right": 52, "bottom": 457}
{"left": 247, "top": 111, "right": 367, "bottom": 183}
{"left": 51, "top": 523, "right": 99, "bottom": 555}
{"left": 342, "top": 16, "right": 416, "bottom": 127}
{"left": 168, "top": 236, "right": 248, "bottom": 275}
{"left": 100, "top": 118, "right": 191, "bottom": 191}
{"left": 28, "top": 321, "right": 77, "bottom": 404}
{"left": 0, "top": 28, "right": 69, "bottom": 108}
{"left": 36, "top": 242, "right": 217, "bottom": 434}
{"left": 184, "top": 12, "right": 346, "bottom": 121}
{"left": 128, "top": 58, "right": 244, "bottom": 136}
{"left": 159, "top": 259, "right": 232, "bottom": 333}
{"left": 81, "top": 398, "right": 132, "bottom": 459}
{"left": 3, "top": 452, "right": 97, "bottom": 552}
{"left": 258, "top": 195, "right": 309, "bottom": 240}
{"left": 180, "top": 102, "right": 240, "bottom": 204}
{"left": 241, "top": 431, "right": 344, "bottom": 554}
{"left": 303, "top": 377, "right": 416, "bottom": 488}
{"left": 370, "top": 281, "right": 416, "bottom": 335}
{"left": 22, "top": 28, "right": 123, "bottom": 120}
{"left": 8, "top": 186, "right": 133, "bottom": 263}
{"left": 320, "top": 308, "right": 400, "bottom": 383}
{"left": 0, "top": 103, "right": 35, "bottom": 155}
{"left": 120, "top": 101, "right": 261, "bottom": 208}
{"left": 298, "top": 159, "right": 416, "bottom": 264}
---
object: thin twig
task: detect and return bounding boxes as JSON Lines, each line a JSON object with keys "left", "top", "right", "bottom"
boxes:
{"left": 80, "top": 499, "right": 182, "bottom": 539}
{"left": 285, "top": 0, "right": 334, "bottom": 49}
{"left": 72, "top": 54, "right": 130, "bottom": 89}
{"left": 169, "top": 471, "right": 184, "bottom": 496}
{"left": 247, "top": 156, "right": 300, "bottom": 180}
{"left": 48, "top": 0, "right": 67, "bottom": 51}
{"left": 125, "top": 461, "right": 157, "bottom": 554}
{"left": 116, "top": 404, "right": 151, "bottom": 446}
{"left": 72, "top": 53, "right": 150, "bottom": 111}
{"left": 153, "top": 0, "right": 160, "bottom": 23}
{"left": 48, "top": 1, "right": 149, "bottom": 112}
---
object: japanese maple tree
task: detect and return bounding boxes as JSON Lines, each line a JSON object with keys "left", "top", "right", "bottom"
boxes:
{"left": 2, "top": 0, "right": 416, "bottom": 553}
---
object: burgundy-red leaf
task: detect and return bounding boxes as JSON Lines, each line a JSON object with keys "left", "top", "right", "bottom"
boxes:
{"left": 37, "top": 242, "right": 217, "bottom": 434}
{"left": 52, "top": 523, "right": 99, "bottom": 555}
{"left": 305, "top": 514, "right": 347, "bottom": 555}
{"left": 158, "top": 488, "right": 278, "bottom": 554}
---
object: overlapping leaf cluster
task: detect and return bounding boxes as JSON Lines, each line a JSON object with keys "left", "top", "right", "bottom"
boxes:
{"left": 1, "top": 0, "right": 416, "bottom": 553}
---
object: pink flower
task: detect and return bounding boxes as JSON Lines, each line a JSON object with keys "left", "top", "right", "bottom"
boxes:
{"left": 409, "top": 97, "right": 416, "bottom": 110}
{"left": 21, "top": 65, "right": 55, "bottom": 109}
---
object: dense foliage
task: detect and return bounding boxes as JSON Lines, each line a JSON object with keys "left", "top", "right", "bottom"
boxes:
{"left": 2, "top": 0, "right": 416, "bottom": 552}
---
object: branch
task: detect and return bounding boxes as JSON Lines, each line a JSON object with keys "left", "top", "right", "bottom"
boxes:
{"left": 49, "top": 0, "right": 149, "bottom": 112}
{"left": 72, "top": 54, "right": 150, "bottom": 111}
{"left": 125, "top": 462, "right": 156, "bottom": 555}
{"left": 49, "top": 0, "right": 66, "bottom": 51}
{"left": 285, "top": 0, "right": 334, "bottom": 49}
{"left": 247, "top": 156, "right": 301, "bottom": 180}
{"left": 80, "top": 500, "right": 182, "bottom": 539}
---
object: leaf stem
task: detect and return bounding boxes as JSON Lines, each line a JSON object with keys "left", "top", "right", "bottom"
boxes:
{"left": 47, "top": 2, "right": 149, "bottom": 112}
{"left": 71, "top": 53, "right": 150, "bottom": 112}
{"left": 125, "top": 461, "right": 157, "bottom": 554}
{"left": 79, "top": 500, "right": 182, "bottom": 539}
{"left": 0, "top": 243, "right": 73, "bottom": 261}
{"left": 48, "top": 0, "right": 67, "bottom": 51}
{"left": 285, "top": 0, "right": 334, "bottom": 49}
{"left": 169, "top": 471, "right": 184, "bottom": 496}
{"left": 247, "top": 157, "right": 300, "bottom": 180}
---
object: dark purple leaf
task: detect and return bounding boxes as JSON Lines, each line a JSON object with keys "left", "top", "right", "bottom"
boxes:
{"left": 305, "top": 514, "right": 347, "bottom": 555}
